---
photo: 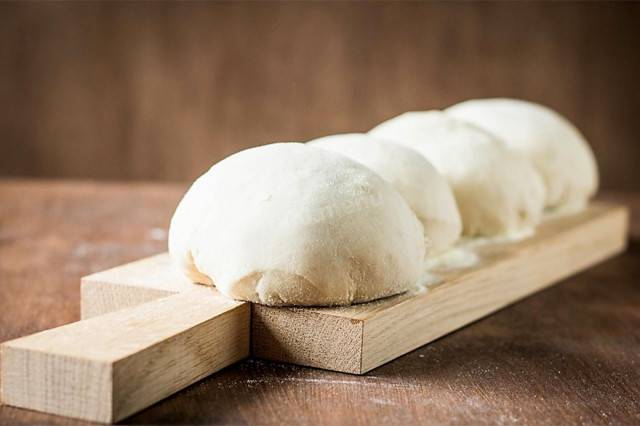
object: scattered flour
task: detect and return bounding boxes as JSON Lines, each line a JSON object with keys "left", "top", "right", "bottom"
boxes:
{"left": 542, "top": 200, "right": 587, "bottom": 220}
{"left": 425, "top": 247, "right": 479, "bottom": 271}
{"left": 148, "top": 227, "right": 168, "bottom": 241}
{"left": 235, "top": 376, "right": 421, "bottom": 390}
{"left": 459, "top": 228, "right": 535, "bottom": 249}
{"left": 410, "top": 247, "right": 480, "bottom": 294}
{"left": 410, "top": 269, "right": 443, "bottom": 294}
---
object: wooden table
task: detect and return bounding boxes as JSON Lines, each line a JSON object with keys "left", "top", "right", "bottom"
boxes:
{"left": 0, "top": 179, "right": 638, "bottom": 425}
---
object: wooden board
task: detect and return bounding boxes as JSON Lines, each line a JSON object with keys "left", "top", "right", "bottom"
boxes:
{"left": 1, "top": 287, "right": 250, "bottom": 423}
{"left": 78, "top": 202, "right": 628, "bottom": 375}
{"left": 254, "top": 203, "right": 629, "bottom": 373}
{"left": 80, "top": 252, "right": 197, "bottom": 319}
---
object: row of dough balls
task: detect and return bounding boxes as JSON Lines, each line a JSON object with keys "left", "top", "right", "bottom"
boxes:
{"left": 169, "top": 98, "right": 599, "bottom": 307}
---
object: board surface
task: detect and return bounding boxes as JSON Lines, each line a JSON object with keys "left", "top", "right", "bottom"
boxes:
{"left": 1, "top": 287, "right": 250, "bottom": 423}
{"left": 80, "top": 202, "right": 629, "bottom": 374}
{"left": 253, "top": 203, "right": 628, "bottom": 372}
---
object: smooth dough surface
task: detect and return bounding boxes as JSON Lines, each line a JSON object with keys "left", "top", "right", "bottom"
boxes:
{"left": 446, "top": 98, "right": 598, "bottom": 209}
{"left": 168, "top": 142, "right": 425, "bottom": 306}
{"left": 370, "top": 111, "right": 546, "bottom": 236}
{"left": 308, "top": 133, "right": 461, "bottom": 256}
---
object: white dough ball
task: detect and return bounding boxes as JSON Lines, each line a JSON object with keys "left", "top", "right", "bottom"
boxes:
{"left": 370, "top": 111, "right": 546, "bottom": 236}
{"left": 168, "top": 142, "right": 425, "bottom": 306}
{"left": 446, "top": 98, "right": 598, "bottom": 209}
{"left": 308, "top": 133, "right": 462, "bottom": 256}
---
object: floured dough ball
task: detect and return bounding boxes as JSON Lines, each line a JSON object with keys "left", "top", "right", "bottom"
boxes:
{"left": 168, "top": 142, "right": 425, "bottom": 306}
{"left": 371, "top": 111, "right": 546, "bottom": 236}
{"left": 446, "top": 98, "right": 598, "bottom": 210}
{"left": 308, "top": 133, "right": 461, "bottom": 256}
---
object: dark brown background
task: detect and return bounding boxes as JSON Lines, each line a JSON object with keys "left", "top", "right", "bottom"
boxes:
{"left": 1, "top": 2, "right": 639, "bottom": 189}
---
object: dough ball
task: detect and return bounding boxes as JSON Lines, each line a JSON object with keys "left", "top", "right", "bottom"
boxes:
{"left": 168, "top": 142, "right": 425, "bottom": 306}
{"left": 446, "top": 98, "right": 598, "bottom": 210}
{"left": 308, "top": 133, "right": 462, "bottom": 256}
{"left": 370, "top": 111, "right": 546, "bottom": 236}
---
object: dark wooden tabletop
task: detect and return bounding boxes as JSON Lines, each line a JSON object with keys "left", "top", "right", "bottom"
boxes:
{"left": 0, "top": 179, "right": 638, "bottom": 425}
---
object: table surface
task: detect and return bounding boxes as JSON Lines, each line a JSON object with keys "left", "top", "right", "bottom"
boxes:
{"left": 0, "top": 179, "right": 638, "bottom": 425}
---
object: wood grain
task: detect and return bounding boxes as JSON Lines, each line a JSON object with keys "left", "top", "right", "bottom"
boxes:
{"left": 0, "top": 180, "right": 638, "bottom": 425}
{"left": 1, "top": 3, "right": 639, "bottom": 192}
{"left": 82, "top": 254, "right": 366, "bottom": 374}
{"left": 360, "top": 205, "right": 627, "bottom": 373}
{"left": 1, "top": 288, "right": 250, "bottom": 423}
{"left": 81, "top": 253, "right": 193, "bottom": 319}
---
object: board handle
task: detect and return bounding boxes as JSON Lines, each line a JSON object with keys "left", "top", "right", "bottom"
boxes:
{"left": 1, "top": 288, "right": 250, "bottom": 423}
